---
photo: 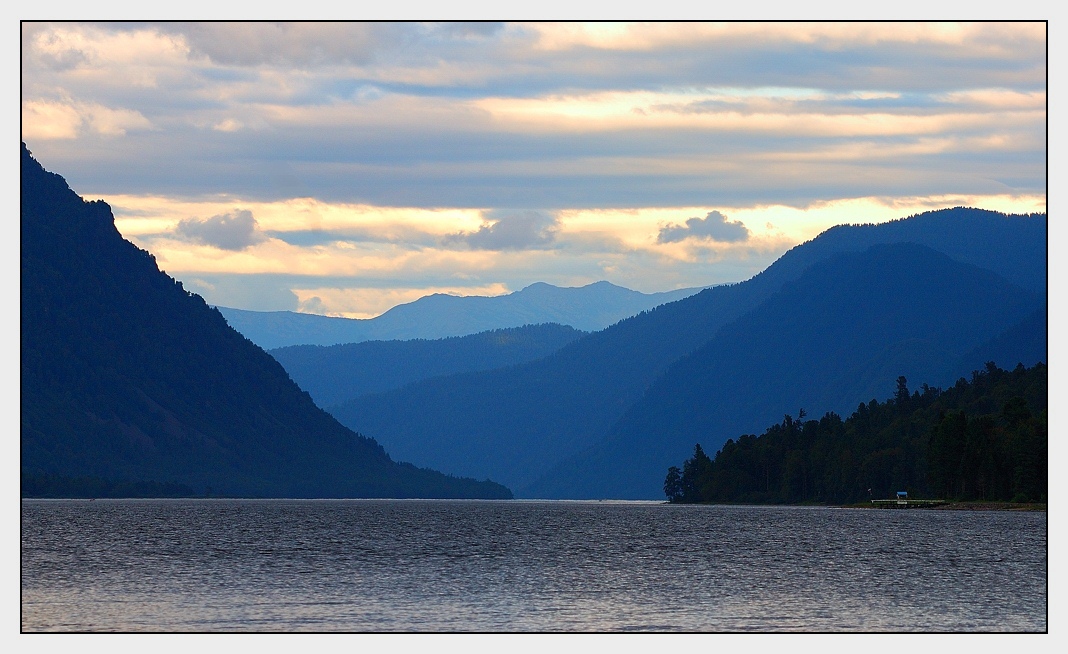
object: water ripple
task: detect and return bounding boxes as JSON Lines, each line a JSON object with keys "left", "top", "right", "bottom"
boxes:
{"left": 21, "top": 499, "right": 1046, "bottom": 632}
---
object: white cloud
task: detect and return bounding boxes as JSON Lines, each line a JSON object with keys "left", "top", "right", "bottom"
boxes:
{"left": 658, "top": 211, "right": 751, "bottom": 244}
{"left": 524, "top": 21, "right": 1045, "bottom": 57}
{"left": 21, "top": 99, "right": 153, "bottom": 140}
{"left": 213, "top": 119, "right": 243, "bottom": 132}
{"left": 446, "top": 211, "right": 560, "bottom": 251}
{"left": 175, "top": 209, "right": 267, "bottom": 251}
{"left": 22, "top": 21, "right": 1045, "bottom": 210}
{"left": 19, "top": 21, "right": 1046, "bottom": 315}
{"left": 21, "top": 101, "right": 81, "bottom": 139}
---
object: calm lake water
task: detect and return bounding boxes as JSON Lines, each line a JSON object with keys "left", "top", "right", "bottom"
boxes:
{"left": 21, "top": 499, "right": 1046, "bottom": 632}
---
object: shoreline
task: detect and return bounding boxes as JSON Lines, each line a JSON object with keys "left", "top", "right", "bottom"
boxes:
{"left": 845, "top": 501, "right": 1046, "bottom": 512}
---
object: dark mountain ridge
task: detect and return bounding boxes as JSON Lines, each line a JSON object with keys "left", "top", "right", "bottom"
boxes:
{"left": 20, "top": 143, "right": 510, "bottom": 499}
{"left": 756, "top": 208, "right": 1045, "bottom": 294}
{"left": 329, "top": 207, "right": 1046, "bottom": 498}
{"left": 528, "top": 243, "right": 1043, "bottom": 499}
{"left": 270, "top": 323, "right": 586, "bottom": 407}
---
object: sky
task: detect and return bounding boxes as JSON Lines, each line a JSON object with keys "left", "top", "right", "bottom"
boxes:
{"left": 6, "top": 12, "right": 1061, "bottom": 649}
{"left": 19, "top": 20, "right": 1047, "bottom": 318}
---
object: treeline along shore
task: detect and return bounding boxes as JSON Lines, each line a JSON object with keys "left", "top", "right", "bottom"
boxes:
{"left": 664, "top": 363, "right": 1046, "bottom": 506}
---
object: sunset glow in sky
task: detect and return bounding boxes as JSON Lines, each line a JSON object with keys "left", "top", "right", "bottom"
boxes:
{"left": 20, "top": 21, "right": 1047, "bottom": 318}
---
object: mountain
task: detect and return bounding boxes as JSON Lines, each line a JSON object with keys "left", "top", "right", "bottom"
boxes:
{"left": 19, "top": 143, "right": 510, "bottom": 499}
{"left": 956, "top": 304, "right": 1047, "bottom": 379}
{"left": 270, "top": 323, "right": 586, "bottom": 407}
{"left": 217, "top": 281, "right": 705, "bottom": 349}
{"left": 749, "top": 208, "right": 1045, "bottom": 295}
{"left": 527, "top": 243, "right": 1043, "bottom": 499}
{"left": 327, "top": 207, "right": 1046, "bottom": 499}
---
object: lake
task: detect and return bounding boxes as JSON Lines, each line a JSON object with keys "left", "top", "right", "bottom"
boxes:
{"left": 21, "top": 499, "right": 1046, "bottom": 632}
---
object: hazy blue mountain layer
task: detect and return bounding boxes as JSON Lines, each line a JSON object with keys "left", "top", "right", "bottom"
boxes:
{"left": 328, "top": 207, "right": 1046, "bottom": 498}
{"left": 20, "top": 143, "right": 510, "bottom": 499}
{"left": 270, "top": 323, "right": 586, "bottom": 407}
{"left": 218, "top": 281, "right": 705, "bottom": 349}
{"left": 527, "top": 243, "right": 1043, "bottom": 499}
{"left": 955, "top": 304, "right": 1046, "bottom": 379}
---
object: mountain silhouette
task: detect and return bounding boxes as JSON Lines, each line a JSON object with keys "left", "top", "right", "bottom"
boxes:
{"left": 218, "top": 281, "right": 704, "bottom": 349}
{"left": 528, "top": 243, "right": 1043, "bottom": 498}
{"left": 270, "top": 323, "right": 585, "bottom": 407}
{"left": 20, "top": 143, "right": 510, "bottom": 499}
{"left": 328, "top": 207, "right": 1045, "bottom": 498}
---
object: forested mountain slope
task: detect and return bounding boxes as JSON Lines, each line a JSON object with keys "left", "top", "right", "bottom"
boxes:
{"left": 330, "top": 208, "right": 1046, "bottom": 497}
{"left": 529, "top": 243, "right": 1042, "bottom": 499}
{"left": 663, "top": 362, "right": 1046, "bottom": 505}
{"left": 20, "top": 143, "right": 510, "bottom": 499}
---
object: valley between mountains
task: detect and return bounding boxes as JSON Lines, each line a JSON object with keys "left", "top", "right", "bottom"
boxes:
{"left": 22, "top": 142, "right": 1046, "bottom": 501}
{"left": 257, "top": 207, "right": 1046, "bottom": 499}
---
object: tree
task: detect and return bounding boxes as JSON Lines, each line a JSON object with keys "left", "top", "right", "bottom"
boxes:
{"left": 664, "top": 466, "right": 682, "bottom": 503}
{"left": 895, "top": 376, "right": 910, "bottom": 410}
{"left": 680, "top": 444, "right": 713, "bottom": 503}
{"left": 928, "top": 411, "right": 967, "bottom": 498}
{"left": 662, "top": 365, "right": 1045, "bottom": 505}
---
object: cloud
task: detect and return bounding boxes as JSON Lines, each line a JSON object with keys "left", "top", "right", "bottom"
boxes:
{"left": 296, "top": 295, "right": 332, "bottom": 315}
{"left": 182, "top": 274, "right": 300, "bottom": 312}
{"left": 657, "top": 211, "right": 751, "bottom": 244}
{"left": 168, "top": 22, "right": 391, "bottom": 67}
{"left": 431, "top": 22, "right": 506, "bottom": 40}
{"left": 265, "top": 227, "right": 440, "bottom": 249}
{"left": 175, "top": 209, "right": 267, "bottom": 251}
{"left": 445, "top": 210, "right": 560, "bottom": 250}
{"left": 21, "top": 22, "right": 1045, "bottom": 209}
{"left": 21, "top": 99, "right": 153, "bottom": 140}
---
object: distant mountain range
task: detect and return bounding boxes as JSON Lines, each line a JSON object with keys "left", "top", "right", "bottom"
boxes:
{"left": 21, "top": 139, "right": 1045, "bottom": 503}
{"left": 325, "top": 207, "right": 1046, "bottom": 499}
{"left": 271, "top": 324, "right": 586, "bottom": 407}
{"left": 20, "top": 143, "right": 510, "bottom": 499}
{"left": 218, "top": 282, "right": 705, "bottom": 349}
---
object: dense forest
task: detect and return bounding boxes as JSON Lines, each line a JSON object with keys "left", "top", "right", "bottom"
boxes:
{"left": 21, "top": 474, "right": 197, "bottom": 499}
{"left": 664, "top": 363, "right": 1046, "bottom": 505}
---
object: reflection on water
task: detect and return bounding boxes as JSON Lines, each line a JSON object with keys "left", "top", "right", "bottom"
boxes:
{"left": 21, "top": 499, "right": 1046, "bottom": 632}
